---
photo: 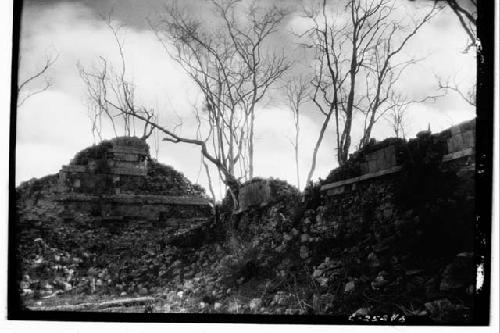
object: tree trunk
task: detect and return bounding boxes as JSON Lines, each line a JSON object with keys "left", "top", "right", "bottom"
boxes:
{"left": 294, "top": 115, "right": 300, "bottom": 190}
{"left": 339, "top": 109, "right": 354, "bottom": 165}
{"left": 248, "top": 110, "right": 255, "bottom": 179}
{"left": 306, "top": 110, "right": 333, "bottom": 185}
{"left": 339, "top": 42, "right": 357, "bottom": 165}
{"left": 225, "top": 176, "right": 241, "bottom": 211}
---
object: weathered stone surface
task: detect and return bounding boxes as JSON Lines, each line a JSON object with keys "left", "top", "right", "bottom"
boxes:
{"left": 344, "top": 280, "right": 356, "bottom": 293}
{"left": 18, "top": 137, "right": 214, "bottom": 228}
{"left": 249, "top": 298, "right": 262, "bottom": 311}
{"left": 424, "top": 298, "right": 471, "bottom": 323}
{"left": 447, "top": 119, "right": 476, "bottom": 154}
{"left": 227, "top": 301, "right": 241, "bottom": 313}
{"left": 299, "top": 245, "right": 310, "bottom": 259}
{"left": 440, "top": 252, "right": 474, "bottom": 291}
{"left": 237, "top": 179, "right": 271, "bottom": 213}
{"left": 15, "top": 137, "right": 218, "bottom": 303}
{"left": 361, "top": 144, "right": 397, "bottom": 174}
{"left": 370, "top": 273, "right": 389, "bottom": 290}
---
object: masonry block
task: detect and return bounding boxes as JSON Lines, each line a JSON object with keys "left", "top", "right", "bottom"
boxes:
{"left": 327, "top": 185, "right": 345, "bottom": 196}
{"left": 238, "top": 179, "right": 271, "bottom": 212}
{"left": 462, "top": 130, "right": 475, "bottom": 149}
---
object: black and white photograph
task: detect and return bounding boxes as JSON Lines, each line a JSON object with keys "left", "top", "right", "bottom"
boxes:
{"left": 4, "top": 0, "right": 497, "bottom": 327}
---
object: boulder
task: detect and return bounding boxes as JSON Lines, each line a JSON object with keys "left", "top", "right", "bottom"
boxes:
{"left": 312, "top": 269, "right": 323, "bottom": 279}
{"left": 249, "top": 298, "right": 262, "bottom": 311}
{"left": 352, "top": 307, "right": 371, "bottom": 317}
{"left": 344, "top": 281, "right": 356, "bottom": 293}
{"left": 228, "top": 301, "right": 241, "bottom": 313}
{"left": 301, "top": 234, "right": 310, "bottom": 242}
{"left": 299, "top": 245, "right": 310, "bottom": 259}
{"left": 424, "top": 298, "right": 470, "bottom": 323}
{"left": 371, "top": 273, "right": 389, "bottom": 290}
{"left": 440, "top": 252, "right": 474, "bottom": 291}
{"left": 367, "top": 252, "right": 380, "bottom": 268}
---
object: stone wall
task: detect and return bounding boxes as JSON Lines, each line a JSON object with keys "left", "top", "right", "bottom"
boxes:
{"left": 321, "top": 118, "right": 475, "bottom": 198}
{"left": 15, "top": 137, "right": 217, "bottom": 293}
{"left": 58, "top": 194, "right": 212, "bottom": 225}
{"left": 235, "top": 178, "right": 303, "bottom": 215}
{"left": 317, "top": 118, "right": 476, "bottom": 247}
{"left": 47, "top": 137, "right": 213, "bottom": 224}
{"left": 237, "top": 179, "right": 271, "bottom": 213}
{"left": 58, "top": 137, "right": 207, "bottom": 197}
{"left": 360, "top": 144, "right": 397, "bottom": 174}
{"left": 291, "top": 119, "right": 477, "bottom": 321}
{"left": 445, "top": 120, "right": 475, "bottom": 154}
{"left": 60, "top": 137, "right": 149, "bottom": 193}
{"left": 15, "top": 138, "right": 220, "bottom": 301}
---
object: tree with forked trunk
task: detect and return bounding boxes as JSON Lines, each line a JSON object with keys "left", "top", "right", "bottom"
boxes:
{"left": 148, "top": 0, "right": 291, "bottom": 206}
{"left": 284, "top": 75, "right": 309, "bottom": 190}
{"left": 300, "top": 0, "right": 437, "bottom": 185}
{"left": 80, "top": 2, "right": 290, "bottom": 210}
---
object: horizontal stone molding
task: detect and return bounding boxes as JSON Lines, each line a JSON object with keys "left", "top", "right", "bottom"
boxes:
{"left": 60, "top": 164, "right": 147, "bottom": 177}
{"left": 442, "top": 147, "right": 474, "bottom": 162}
{"left": 61, "top": 165, "right": 86, "bottom": 173}
{"left": 108, "top": 165, "right": 147, "bottom": 176}
{"left": 110, "top": 146, "right": 147, "bottom": 155}
{"left": 57, "top": 193, "right": 212, "bottom": 206}
{"left": 320, "top": 165, "right": 403, "bottom": 192}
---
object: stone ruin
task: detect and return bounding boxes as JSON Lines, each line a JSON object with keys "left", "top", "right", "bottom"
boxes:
{"left": 58, "top": 137, "right": 212, "bottom": 226}
{"left": 320, "top": 118, "right": 476, "bottom": 197}
{"left": 17, "top": 136, "right": 213, "bottom": 232}
{"left": 442, "top": 118, "right": 475, "bottom": 161}
{"left": 237, "top": 179, "right": 272, "bottom": 213}
{"left": 15, "top": 137, "right": 218, "bottom": 302}
{"left": 309, "top": 118, "right": 476, "bottom": 269}
{"left": 60, "top": 136, "right": 149, "bottom": 187}
{"left": 14, "top": 121, "right": 479, "bottom": 319}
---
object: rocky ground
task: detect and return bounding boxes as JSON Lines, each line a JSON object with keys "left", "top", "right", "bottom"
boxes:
{"left": 18, "top": 198, "right": 474, "bottom": 323}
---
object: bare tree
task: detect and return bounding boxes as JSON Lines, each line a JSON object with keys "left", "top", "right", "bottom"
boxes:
{"left": 385, "top": 93, "right": 410, "bottom": 139}
{"left": 17, "top": 53, "right": 58, "bottom": 107}
{"left": 80, "top": 2, "right": 289, "bottom": 210}
{"left": 78, "top": 18, "right": 157, "bottom": 142}
{"left": 213, "top": 0, "right": 292, "bottom": 179}
{"left": 284, "top": 75, "right": 309, "bottom": 190}
{"left": 429, "top": 1, "right": 477, "bottom": 111}
{"left": 135, "top": 0, "right": 290, "bottom": 207}
{"left": 437, "top": 76, "right": 476, "bottom": 107}
{"left": 300, "top": 0, "right": 436, "bottom": 183}
{"left": 385, "top": 91, "right": 445, "bottom": 139}
{"left": 301, "top": 0, "right": 345, "bottom": 185}
{"left": 193, "top": 105, "right": 218, "bottom": 204}
{"left": 357, "top": 5, "right": 437, "bottom": 149}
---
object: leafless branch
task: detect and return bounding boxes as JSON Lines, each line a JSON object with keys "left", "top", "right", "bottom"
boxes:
{"left": 437, "top": 75, "right": 476, "bottom": 107}
{"left": 17, "top": 53, "right": 58, "bottom": 107}
{"left": 300, "top": 0, "right": 437, "bottom": 175}
{"left": 284, "top": 75, "right": 309, "bottom": 189}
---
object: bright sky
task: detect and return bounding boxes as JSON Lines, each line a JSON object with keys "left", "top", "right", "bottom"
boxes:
{"left": 16, "top": 0, "right": 476, "bottom": 199}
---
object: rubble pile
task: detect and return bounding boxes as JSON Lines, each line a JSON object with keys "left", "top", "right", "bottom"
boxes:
{"left": 16, "top": 137, "right": 214, "bottom": 303}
